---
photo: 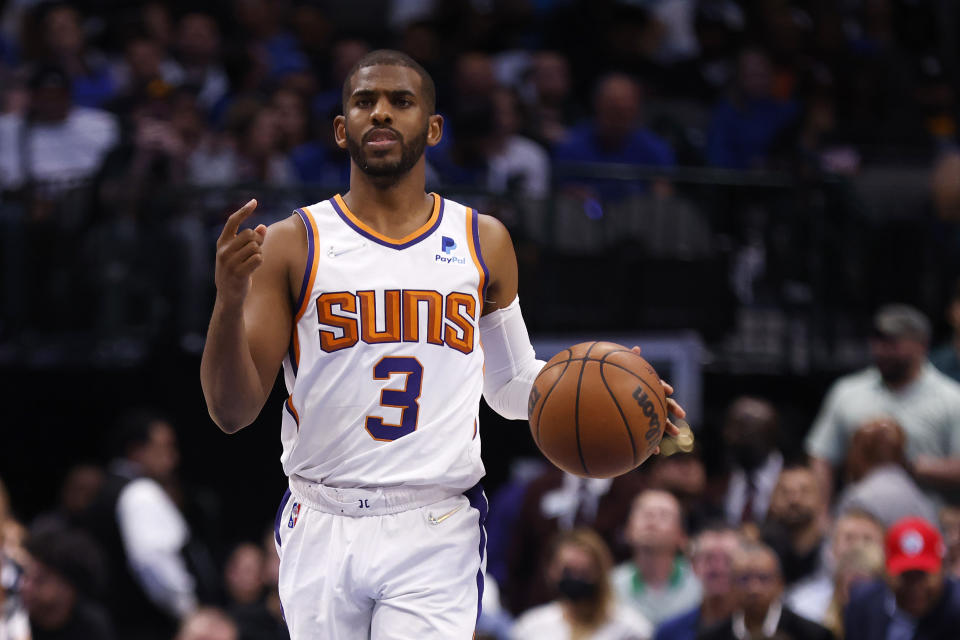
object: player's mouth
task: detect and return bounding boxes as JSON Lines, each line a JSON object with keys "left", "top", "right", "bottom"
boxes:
{"left": 364, "top": 128, "right": 400, "bottom": 149}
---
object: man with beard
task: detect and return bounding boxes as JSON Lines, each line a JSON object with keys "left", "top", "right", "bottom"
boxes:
{"left": 805, "top": 304, "right": 960, "bottom": 502}
{"left": 762, "top": 465, "right": 828, "bottom": 585}
{"left": 199, "top": 47, "right": 685, "bottom": 639}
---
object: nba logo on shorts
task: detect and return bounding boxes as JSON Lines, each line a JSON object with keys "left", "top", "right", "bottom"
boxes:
{"left": 288, "top": 502, "right": 301, "bottom": 528}
{"left": 441, "top": 236, "right": 456, "bottom": 254}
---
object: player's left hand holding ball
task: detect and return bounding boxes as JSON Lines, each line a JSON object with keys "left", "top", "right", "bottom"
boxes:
{"left": 631, "top": 346, "right": 684, "bottom": 454}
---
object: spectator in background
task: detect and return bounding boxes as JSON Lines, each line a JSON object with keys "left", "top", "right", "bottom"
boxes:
{"left": 655, "top": 524, "right": 741, "bottom": 640}
{"left": 786, "top": 510, "right": 885, "bottom": 625}
{"left": 312, "top": 37, "right": 370, "bottom": 120}
{"left": 941, "top": 505, "right": 960, "bottom": 579}
{"left": 931, "top": 279, "right": 960, "bottom": 383}
{"left": 805, "top": 304, "right": 960, "bottom": 501}
{"left": 706, "top": 47, "right": 798, "bottom": 169}
{"left": 176, "top": 607, "right": 238, "bottom": 640}
{"left": 666, "top": 2, "right": 744, "bottom": 103}
{"left": 524, "top": 50, "right": 581, "bottom": 148}
{"left": 503, "top": 468, "right": 645, "bottom": 615}
{"left": 511, "top": 528, "right": 652, "bottom": 640}
{"left": 21, "top": 526, "right": 114, "bottom": 640}
{"left": 835, "top": 417, "right": 938, "bottom": 527}
{"left": 0, "top": 483, "right": 29, "bottom": 640}
{"left": 845, "top": 516, "right": 960, "bottom": 640}
{"left": 699, "top": 541, "right": 833, "bottom": 640}
{"left": 488, "top": 87, "right": 550, "bottom": 199}
{"left": 224, "top": 542, "right": 287, "bottom": 640}
{"left": 612, "top": 490, "right": 702, "bottom": 627}
{"left": 173, "top": 13, "right": 229, "bottom": 115}
{"left": 0, "top": 64, "right": 119, "bottom": 192}
{"left": 272, "top": 86, "right": 344, "bottom": 186}
{"left": 646, "top": 449, "right": 717, "bottom": 534}
{"left": 0, "top": 63, "right": 119, "bottom": 333}
{"left": 80, "top": 409, "right": 198, "bottom": 640}
{"left": 36, "top": 3, "right": 117, "bottom": 109}
{"left": 190, "top": 98, "right": 296, "bottom": 186}
{"left": 453, "top": 51, "right": 498, "bottom": 102}
{"left": 231, "top": 0, "right": 308, "bottom": 82}
{"left": 110, "top": 33, "right": 181, "bottom": 112}
{"left": 88, "top": 87, "right": 213, "bottom": 345}
{"left": 820, "top": 545, "right": 885, "bottom": 638}
{"left": 427, "top": 87, "right": 551, "bottom": 204}
{"left": 260, "top": 528, "right": 285, "bottom": 636}
{"left": 762, "top": 464, "right": 828, "bottom": 585}
{"left": 553, "top": 73, "right": 675, "bottom": 200}
{"left": 717, "top": 396, "right": 784, "bottom": 529}
{"left": 769, "top": 76, "right": 861, "bottom": 178}
{"left": 31, "top": 464, "right": 105, "bottom": 532}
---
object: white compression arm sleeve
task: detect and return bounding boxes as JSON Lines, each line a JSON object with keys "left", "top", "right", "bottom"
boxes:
{"left": 479, "top": 296, "right": 546, "bottom": 420}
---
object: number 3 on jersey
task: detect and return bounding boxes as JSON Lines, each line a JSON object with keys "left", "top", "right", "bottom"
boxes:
{"left": 365, "top": 356, "right": 423, "bottom": 442}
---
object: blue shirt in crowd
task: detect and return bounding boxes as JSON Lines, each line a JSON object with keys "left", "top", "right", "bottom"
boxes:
{"left": 706, "top": 97, "right": 798, "bottom": 169}
{"left": 654, "top": 606, "right": 702, "bottom": 640}
{"left": 552, "top": 123, "right": 675, "bottom": 200}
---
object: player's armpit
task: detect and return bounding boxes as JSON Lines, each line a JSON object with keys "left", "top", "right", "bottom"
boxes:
{"left": 476, "top": 214, "right": 518, "bottom": 316}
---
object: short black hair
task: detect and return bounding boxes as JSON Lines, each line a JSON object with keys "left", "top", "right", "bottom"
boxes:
{"left": 26, "top": 524, "right": 106, "bottom": 595}
{"left": 112, "top": 407, "right": 169, "bottom": 458}
{"left": 341, "top": 49, "right": 436, "bottom": 114}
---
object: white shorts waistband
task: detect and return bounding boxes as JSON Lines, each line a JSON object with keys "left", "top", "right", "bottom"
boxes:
{"left": 289, "top": 475, "right": 460, "bottom": 517}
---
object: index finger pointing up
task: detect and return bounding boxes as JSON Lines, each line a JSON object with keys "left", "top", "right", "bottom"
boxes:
{"left": 220, "top": 199, "right": 258, "bottom": 241}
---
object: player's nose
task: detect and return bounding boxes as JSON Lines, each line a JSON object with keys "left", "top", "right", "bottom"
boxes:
{"left": 370, "top": 97, "right": 393, "bottom": 125}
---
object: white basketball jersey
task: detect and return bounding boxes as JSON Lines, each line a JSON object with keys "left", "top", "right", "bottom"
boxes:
{"left": 279, "top": 193, "right": 487, "bottom": 491}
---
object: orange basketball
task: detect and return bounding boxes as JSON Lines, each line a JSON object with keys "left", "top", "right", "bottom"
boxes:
{"left": 527, "top": 341, "right": 668, "bottom": 478}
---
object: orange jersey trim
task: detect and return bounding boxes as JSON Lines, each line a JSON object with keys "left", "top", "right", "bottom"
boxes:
{"left": 332, "top": 193, "right": 441, "bottom": 246}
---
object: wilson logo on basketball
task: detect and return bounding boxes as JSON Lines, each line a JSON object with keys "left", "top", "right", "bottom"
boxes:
{"left": 632, "top": 387, "right": 662, "bottom": 442}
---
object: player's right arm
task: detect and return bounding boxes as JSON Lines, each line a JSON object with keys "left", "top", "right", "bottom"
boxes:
{"left": 200, "top": 200, "right": 303, "bottom": 433}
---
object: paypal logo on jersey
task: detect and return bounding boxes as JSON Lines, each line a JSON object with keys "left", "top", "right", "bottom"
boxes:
{"left": 436, "top": 235, "right": 465, "bottom": 264}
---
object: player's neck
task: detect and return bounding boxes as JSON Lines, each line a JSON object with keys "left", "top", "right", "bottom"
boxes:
{"left": 342, "top": 165, "right": 435, "bottom": 239}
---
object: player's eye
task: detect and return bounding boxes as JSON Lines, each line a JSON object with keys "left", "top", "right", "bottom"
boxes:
{"left": 395, "top": 97, "right": 412, "bottom": 107}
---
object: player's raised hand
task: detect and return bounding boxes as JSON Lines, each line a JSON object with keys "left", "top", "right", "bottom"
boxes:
{"left": 215, "top": 199, "right": 267, "bottom": 307}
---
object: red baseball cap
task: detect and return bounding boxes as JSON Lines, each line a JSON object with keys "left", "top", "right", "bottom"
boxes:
{"left": 885, "top": 516, "right": 945, "bottom": 576}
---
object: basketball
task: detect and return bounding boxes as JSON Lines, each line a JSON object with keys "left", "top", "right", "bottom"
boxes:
{"left": 527, "top": 341, "right": 668, "bottom": 478}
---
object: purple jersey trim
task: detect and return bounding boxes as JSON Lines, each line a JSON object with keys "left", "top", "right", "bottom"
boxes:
{"left": 329, "top": 196, "right": 445, "bottom": 250}
{"left": 465, "top": 483, "right": 488, "bottom": 624}
{"left": 274, "top": 488, "right": 292, "bottom": 546}
{"left": 288, "top": 208, "right": 317, "bottom": 375}
{"left": 470, "top": 210, "right": 490, "bottom": 303}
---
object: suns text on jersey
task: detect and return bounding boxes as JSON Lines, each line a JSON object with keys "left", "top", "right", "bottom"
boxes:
{"left": 315, "top": 289, "right": 476, "bottom": 354}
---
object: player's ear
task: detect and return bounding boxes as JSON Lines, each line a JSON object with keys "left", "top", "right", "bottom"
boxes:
{"left": 334, "top": 115, "right": 347, "bottom": 150}
{"left": 426, "top": 113, "right": 443, "bottom": 148}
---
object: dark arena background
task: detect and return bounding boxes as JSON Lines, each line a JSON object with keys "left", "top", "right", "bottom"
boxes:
{"left": 3, "top": 2, "right": 960, "bottom": 639}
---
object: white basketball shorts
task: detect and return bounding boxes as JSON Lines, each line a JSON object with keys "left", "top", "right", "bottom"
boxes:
{"left": 273, "top": 476, "right": 488, "bottom": 639}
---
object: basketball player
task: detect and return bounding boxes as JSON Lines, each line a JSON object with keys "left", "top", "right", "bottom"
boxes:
{"left": 200, "top": 50, "right": 684, "bottom": 638}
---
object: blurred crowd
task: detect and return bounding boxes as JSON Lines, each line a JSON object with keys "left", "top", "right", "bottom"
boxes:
{"left": 4, "top": 0, "right": 960, "bottom": 638}
{"left": 4, "top": 298, "right": 960, "bottom": 638}
{"left": 1, "top": 0, "right": 960, "bottom": 351}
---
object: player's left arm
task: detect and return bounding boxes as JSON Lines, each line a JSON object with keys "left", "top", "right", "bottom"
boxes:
{"left": 476, "top": 214, "right": 544, "bottom": 420}
{"left": 477, "top": 214, "right": 683, "bottom": 438}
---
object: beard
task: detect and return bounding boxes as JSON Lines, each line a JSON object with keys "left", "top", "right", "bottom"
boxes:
{"left": 346, "top": 123, "right": 428, "bottom": 181}
{"left": 876, "top": 357, "right": 912, "bottom": 386}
